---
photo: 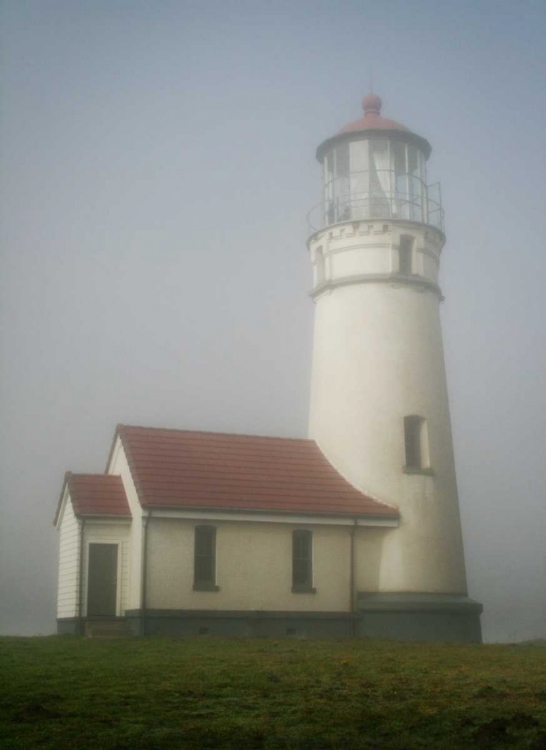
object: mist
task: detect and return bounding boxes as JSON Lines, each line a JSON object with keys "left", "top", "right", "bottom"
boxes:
{"left": 1, "top": 0, "right": 545, "bottom": 642}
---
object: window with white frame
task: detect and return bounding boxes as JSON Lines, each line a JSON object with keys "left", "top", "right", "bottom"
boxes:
{"left": 193, "top": 525, "right": 219, "bottom": 591}
{"left": 292, "top": 529, "right": 315, "bottom": 593}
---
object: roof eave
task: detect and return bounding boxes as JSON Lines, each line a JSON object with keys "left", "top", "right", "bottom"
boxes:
{"left": 140, "top": 502, "right": 399, "bottom": 523}
{"left": 53, "top": 472, "right": 72, "bottom": 527}
{"left": 316, "top": 128, "right": 432, "bottom": 162}
{"left": 73, "top": 512, "right": 132, "bottom": 521}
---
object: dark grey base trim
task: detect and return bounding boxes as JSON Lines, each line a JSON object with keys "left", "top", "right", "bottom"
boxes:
{"left": 125, "top": 609, "right": 354, "bottom": 638}
{"left": 56, "top": 618, "right": 85, "bottom": 635}
{"left": 124, "top": 600, "right": 482, "bottom": 643}
{"left": 357, "top": 593, "right": 483, "bottom": 643}
{"left": 59, "top": 596, "right": 482, "bottom": 643}
{"left": 57, "top": 617, "right": 132, "bottom": 636}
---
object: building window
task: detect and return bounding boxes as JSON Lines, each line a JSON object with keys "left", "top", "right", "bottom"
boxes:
{"left": 403, "top": 416, "right": 432, "bottom": 474}
{"left": 193, "top": 525, "right": 219, "bottom": 591}
{"left": 292, "top": 530, "right": 316, "bottom": 593}
{"left": 399, "top": 235, "right": 414, "bottom": 274}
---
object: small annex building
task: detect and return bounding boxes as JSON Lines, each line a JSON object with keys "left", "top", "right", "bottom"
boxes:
{"left": 55, "top": 424, "right": 400, "bottom": 638}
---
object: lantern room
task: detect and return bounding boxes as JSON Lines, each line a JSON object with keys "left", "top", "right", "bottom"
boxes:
{"left": 309, "top": 94, "right": 443, "bottom": 232}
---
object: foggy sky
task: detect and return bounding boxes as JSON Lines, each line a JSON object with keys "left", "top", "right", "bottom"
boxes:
{"left": 1, "top": 0, "right": 545, "bottom": 642}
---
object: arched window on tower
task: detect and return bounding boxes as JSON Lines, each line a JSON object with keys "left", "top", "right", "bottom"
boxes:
{"left": 403, "top": 415, "right": 431, "bottom": 473}
{"left": 399, "top": 235, "right": 414, "bottom": 275}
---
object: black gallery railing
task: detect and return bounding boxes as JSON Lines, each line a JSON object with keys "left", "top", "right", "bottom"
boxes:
{"left": 307, "top": 175, "right": 444, "bottom": 233}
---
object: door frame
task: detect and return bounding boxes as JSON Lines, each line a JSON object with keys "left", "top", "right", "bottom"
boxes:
{"left": 84, "top": 540, "right": 122, "bottom": 617}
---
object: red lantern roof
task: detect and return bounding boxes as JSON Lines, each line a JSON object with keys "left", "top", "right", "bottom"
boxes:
{"left": 316, "top": 92, "right": 431, "bottom": 161}
{"left": 338, "top": 93, "right": 410, "bottom": 135}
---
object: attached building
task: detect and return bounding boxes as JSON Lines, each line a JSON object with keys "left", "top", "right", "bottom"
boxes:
{"left": 55, "top": 424, "right": 403, "bottom": 637}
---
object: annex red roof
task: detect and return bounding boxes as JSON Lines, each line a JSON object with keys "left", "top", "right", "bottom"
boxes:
{"left": 116, "top": 424, "right": 398, "bottom": 519}
{"left": 54, "top": 473, "right": 130, "bottom": 525}
{"left": 316, "top": 92, "right": 432, "bottom": 161}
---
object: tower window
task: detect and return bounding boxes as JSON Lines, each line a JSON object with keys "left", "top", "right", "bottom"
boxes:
{"left": 193, "top": 525, "right": 219, "bottom": 591}
{"left": 315, "top": 246, "right": 325, "bottom": 285}
{"left": 399, "top": 235, "right": 414, "bottom": 274}
{"left": 403, "top": 416, "right": 431, "bottom": 473}
{"left": 292, "top": 530, "right": 316, "bottom": 593}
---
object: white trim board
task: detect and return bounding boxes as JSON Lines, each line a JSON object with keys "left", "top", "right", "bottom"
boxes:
{"left": 146, "top": 509, "right": 399, "bottom": 528}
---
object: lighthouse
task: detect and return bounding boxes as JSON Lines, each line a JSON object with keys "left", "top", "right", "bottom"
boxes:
{"left": 308, "top": 93, "right": 482, "bottom": 640}
{"left": 54, "top": 90, "right": 481, "bottom": 643}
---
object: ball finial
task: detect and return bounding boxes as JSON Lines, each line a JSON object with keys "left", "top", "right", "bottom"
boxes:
{"left": 362, "top": 92, "right": 382, "bottom": 115}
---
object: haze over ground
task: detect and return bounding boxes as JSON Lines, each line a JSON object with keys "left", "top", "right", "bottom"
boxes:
{"left": 1, "top": 0, "right": 545, "bottom": 642}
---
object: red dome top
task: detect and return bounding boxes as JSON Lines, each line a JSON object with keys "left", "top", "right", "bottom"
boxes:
{"left": 316, "top": 92, "right": 431, "bottom": 161}
{"left": 338, "top": 92, "right": 410, "bottom": 135}
{"left": 362, "top": 92, "right": 382, "bottom": 114}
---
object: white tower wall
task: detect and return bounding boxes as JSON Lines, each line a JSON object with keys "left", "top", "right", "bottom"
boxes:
{"left": 308, "top": 220, "right": 468, "bottom": 595}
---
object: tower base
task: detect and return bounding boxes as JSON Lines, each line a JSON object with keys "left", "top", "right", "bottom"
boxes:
{"left": 358, "top": 593, "right": 483, "bottom": 643}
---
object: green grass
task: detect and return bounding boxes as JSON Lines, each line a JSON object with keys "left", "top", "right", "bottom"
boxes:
{"left": 1, "top": 637, "right": 546, "bottom": 749}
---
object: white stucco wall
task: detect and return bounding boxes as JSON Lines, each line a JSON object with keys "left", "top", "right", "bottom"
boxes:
{"left": 146, "top": 519, "right": 353, "bottom": 612}
{"left": 56, "top": 492, "right": 80, "bottom": 619}
{"left": 308, "top": 220, "right": 467, "bottom": 595}
{"left": 107, "top": 436, "right": 142, "bottom": 609}
{"left": 82, "top": 521, "right": 131, "bottom": 616}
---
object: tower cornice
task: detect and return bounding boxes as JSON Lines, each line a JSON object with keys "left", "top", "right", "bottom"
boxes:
{"left": 310, "top": 273, "right": 443, "bottom": 302}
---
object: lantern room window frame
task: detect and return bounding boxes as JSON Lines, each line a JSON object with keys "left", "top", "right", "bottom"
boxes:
{"left": 321, "top": 137, "right": 437, "bottom": 229}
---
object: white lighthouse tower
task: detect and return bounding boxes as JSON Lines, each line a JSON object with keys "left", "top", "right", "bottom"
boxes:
{"left": 308, "top": 93, "right": 482, "bottom": 641}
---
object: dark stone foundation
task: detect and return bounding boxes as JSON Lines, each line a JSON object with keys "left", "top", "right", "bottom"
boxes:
{"left": 124, "top": 609, "right": 355, "bottom": 638}
{"left": 58, "top": 595, "right": 482, "bottom": 643}
{"left": 357, "top": 593, "right": 483, "bottom": 643}
{"left": 56, "top": 617, "right": 84, "bottom": 635}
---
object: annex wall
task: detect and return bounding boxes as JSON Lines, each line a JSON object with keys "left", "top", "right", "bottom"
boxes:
{"left": 107, "top": 436, "right": 142, "bottom": 610}
{"left": 145, "top": 518, "right": 352, "bottom": 612}
{"left": 56, "top": 494, "right": 79, "bottom": 619}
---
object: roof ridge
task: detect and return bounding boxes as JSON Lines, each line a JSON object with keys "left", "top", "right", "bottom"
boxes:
{"left": 118, "top": 423, "right": 312, "bottom": 443}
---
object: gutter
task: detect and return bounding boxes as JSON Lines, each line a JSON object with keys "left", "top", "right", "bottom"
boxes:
{"left": 141, "top": 511, "right": 151, "bottom": 636}
{"left": 350, "top": 519, "right": 357, "bottom": 637}
{"left": 78, "top": 518, "right": 86, "bottom": 635}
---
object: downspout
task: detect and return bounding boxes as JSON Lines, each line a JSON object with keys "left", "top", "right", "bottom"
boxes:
{"left": 78, "top": 518, "right": 86, "bottom": 636}
{"left": 350, "top": 519, "right": 357, "bottom": 637}
{"left": 141, "top": 511, "right": 151, "bottom": 636}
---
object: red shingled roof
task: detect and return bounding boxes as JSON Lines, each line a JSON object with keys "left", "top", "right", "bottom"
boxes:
{"left": 117, "top": 424, "right": 398, "bottom": 519}
{"left": 54, "top": 473, "right": 130, "bottom": 525}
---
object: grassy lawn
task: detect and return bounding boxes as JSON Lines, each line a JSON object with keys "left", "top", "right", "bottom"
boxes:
{"left": 1, "top": 637, "right": 545, "bottom": 749}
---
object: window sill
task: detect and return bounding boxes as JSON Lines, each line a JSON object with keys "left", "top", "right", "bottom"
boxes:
{"left": 193, "top": 583, "right": 220, "bottom": 592}
{"left": 403, "top": 466, "right": 435, "bottom": 476}
{"left": 291, "top": 585, "right": 317, "bottom": 594}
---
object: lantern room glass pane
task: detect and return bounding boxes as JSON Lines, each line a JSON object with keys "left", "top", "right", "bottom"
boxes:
{"left": 334, "top": 142, "right": 350, "bottom": 221}
{"left": 349, "top": 140, "right": 369, "bottom": 219}
{"left": 407, "top": 145, "right": 423, "bottom": 222}
{"left": 370, "top": 139, "right": 391, "bottom": 218}
{"left": 324, "top": 149, "right": 335, "bottom": 225}
{"left": 393, "top": 141, "right": 409, "bottom": 220}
